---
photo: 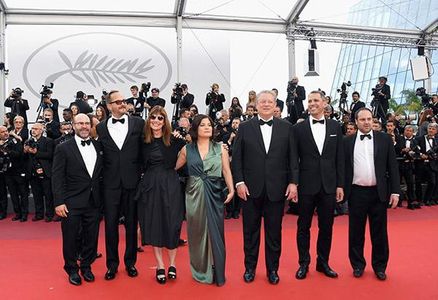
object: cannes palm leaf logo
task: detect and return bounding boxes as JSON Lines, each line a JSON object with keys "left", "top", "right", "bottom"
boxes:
{"left": 45, "top": 50, "right": 155, "bottom": 87}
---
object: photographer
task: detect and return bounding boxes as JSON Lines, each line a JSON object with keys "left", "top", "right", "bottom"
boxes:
{"left": 415, "top": 122, "right": 438, "bottom": 206}
{"left": 205, "top": 83, "right": 226, "bottom": 121}
{"left": 371, "top": 76, "right": 391, "bottom": 122}
{"left": 41, "top": 91, "right": 60, "bottom": 122}
{"left": 70, "top": 91, "right": 93, "bottom": 114}
{"left": 9, "top": 116, "right": 28, "bottom": 142}
{"left": 171, "top": 83, "right": 194, "bottom": 110}
{"left": 146, "top": 87, "right": 166, "bottom": 110}
{"left": 5, "top": 87, "right": 30, "bottom": 126}
{"left": 285, "top": 76, "right": 306, "bottom": 124}
{"left": 24, "top": 123, "right": 56, "bottom": 222}
{"left": 0, "top": 125, "right": 28, "bottom": 221}
{"left": 395, "top": 125, "right": 419, "bottom": 209}
{"left": 126, "top": 85, "right": 146, "bottom": 118}
{"left": 55, "top": 122, "right": 74, "bottom": 146}
{"left": 214, "top": 109, "right": 231, "bottom": 143}
{"left": 349, "top": 92, "right": 365, "bottom": 122}
{"left": 43, "top": 108, "right": 61, "bottom": 140}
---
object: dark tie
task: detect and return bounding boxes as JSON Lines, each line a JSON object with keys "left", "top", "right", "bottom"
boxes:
{"left": 112, "top": 118, "right": 125, "bottom": 124}
{"left": 259, "top": 119, "right": 273, "bottom": 126}
{"left": 360, "top": 134, "right": 372, "bottom": 141}
{"left": 312, "top": 119, "right": 325, "bottom": 124}
{"left": 81, "top": 139, "right": 91, "bottom": 147}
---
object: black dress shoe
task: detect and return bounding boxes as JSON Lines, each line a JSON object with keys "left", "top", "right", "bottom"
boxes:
{"left": 295, "top": 265, "right": 308, "bottom": 280}
{"left": 81, "top": 270, "right": 95, "bottom": 282}
{"left": 243, "top": 269, "right": 255, "bottom": 283}
{"left": 20, "top": 217, "right": 28, "bottom": 222}
{"left": 45, "top": 216, "right": 53, "bottom": 222}
{"left": 353, "top": 268, "right": 364, "bottom": 278}
{"left": 0, "top": 214, "right": 6, "bottom": 220}
{"left": 232, "top": 211, "right": 240, "bottom": 219}
{"left": 12, "top": 215, "right": 21, "bottom": 221}
{"left": 126, "top": 266, "right": 138, "bottom": 277}
{"left": 178, "top": 239, "right": 187, "bottom": 246}
{"left": 407, "top": 204, "right": 415, "bottom": 210}
{"left": 104, "top": 269, "right": 117, "bottom": 280}
{"left": 225, "top": 213, "right": 232, "bottom": 219}
{"left": 267, "top": 271, "right": 280, "bottom": 285}
{"left": 375, "top": 271, "right": 386, "bottom": 281}
{"left": 316, "top": 264, "right": 338, "bottom": 278}
{"left": 69, "top": 273, "right": 82, "bottom": 286}
{"left": 32, "top": 216, "right": 43, "bottom": 222}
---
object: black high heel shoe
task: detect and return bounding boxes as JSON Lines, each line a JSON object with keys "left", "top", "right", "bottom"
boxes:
{"left": 168, "top": 266, "right": 177, "bottom": 279}
{"left": 156, "top": 269, "right": 166, "bottom": 284}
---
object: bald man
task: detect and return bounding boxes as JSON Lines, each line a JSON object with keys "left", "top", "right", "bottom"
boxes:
{"left": 52, "top": 114, "right": 103, "bottom": 285}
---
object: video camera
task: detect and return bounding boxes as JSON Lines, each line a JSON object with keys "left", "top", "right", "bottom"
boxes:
{"left": 40, "top": 83, "right": 54, "bottom": 97}
{"left": 24, "top": 138, "right": 39, "bottom": 150}
{"left": 416, "top": 87, "right": 432, "bottom": 107}
{"left": 287, "top": 81, "right": 297, "bottom": 95}
{"left": 173, "top": 83, "right": 183, "bottom": 99}
{"left": 141, "top": 82, "right": 151, "bottom": 93}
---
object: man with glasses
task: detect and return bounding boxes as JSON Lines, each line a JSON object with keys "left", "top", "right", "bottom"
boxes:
{"left": 96, "top": 90, "right": 144, "bottom": 281}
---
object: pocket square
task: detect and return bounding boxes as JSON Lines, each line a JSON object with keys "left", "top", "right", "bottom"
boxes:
{"left": 330, "top": 134, "right": 337, "bottom": 137}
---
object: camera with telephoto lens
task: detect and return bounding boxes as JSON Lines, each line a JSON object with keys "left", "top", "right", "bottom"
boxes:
{"left": 0, "top": 138, "right": 15, "bottom": 152}
{"left": 40, "top": 83, "right": 54, "bottom": 97}
{"left": 24, "top": 138, "right": 39, "bottom": 150}
{"left": 287, "top": 81, "right": 297, "bottom": 94}
{"left": 426, "top": 146, "right": 438, "bottom": 161}
{"left": 176, "top": 126, "right": 188, "bottom": 137}
{"left": 11, "top": 87, "right": 23, "bottom": 99}
{"left": 141, "top": 82, "right": 151, "bottom": 93}
{"left": 32, "top": 161, "right": 45, "bottom": 179}
{"left": 371, "top": 85, "right": 383, "bottom": 98}
{"left": 416, "top": 87, "right": 432, "bottom": 107}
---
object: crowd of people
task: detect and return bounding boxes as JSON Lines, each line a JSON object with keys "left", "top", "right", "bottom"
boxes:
{"left": 0, "top": 78, "right": 437, "bottom": 287}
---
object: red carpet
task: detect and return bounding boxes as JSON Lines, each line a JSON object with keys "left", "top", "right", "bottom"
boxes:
{"left": 1, "top": 207, "right": 438, "bottom": 300}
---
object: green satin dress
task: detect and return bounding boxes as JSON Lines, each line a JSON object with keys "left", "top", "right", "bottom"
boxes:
{"left": 185, "top": 142, "right": 226, "bottom": 286}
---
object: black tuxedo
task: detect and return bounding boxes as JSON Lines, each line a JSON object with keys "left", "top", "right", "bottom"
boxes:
{"left": 286, "top": 85, "right": 306, "bottom": 124}
{"left": 394, "top": 136, "right": 417, "bottom": 204}
{"left": 293, "top": 118, "right": 344, "bottom": 268}
{"left": 343, "top": 131, "right": 400, "bottom": 273}
{"left": 5, "top": 97, "right": 30, "bottom": 125}
{"left": 415, "top": 135, "right": 438, "bottom": 203}
{"left": 96, "top": 115, "right": 144, "bottom": 271}
{"left": 27, "top": 136, "right": 55, "bottom": 219}
{"left": 52, "top": 137, "right": 103, "bottom": 275}
{"left": 232, "top": 116, "right": 297, "bottom": 272}
{"left": 3, "top": 138, "right": 28, "bottom": 219}
{"left": 349, "top": 100, "right": 365, "bottom": 121}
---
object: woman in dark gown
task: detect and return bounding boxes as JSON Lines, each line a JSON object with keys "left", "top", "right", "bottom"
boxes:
{"left": 176, "top": 114, "right": 234, "bottom": 286}
{"left": 137, "top": 106, "right": 186, "bottom": 284}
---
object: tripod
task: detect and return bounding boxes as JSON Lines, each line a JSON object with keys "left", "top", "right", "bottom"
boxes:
{"left": 371, "top": 98, "right": 387, "bottom": 124}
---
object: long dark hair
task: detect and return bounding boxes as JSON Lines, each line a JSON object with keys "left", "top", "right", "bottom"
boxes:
{"left": 144, "top": 106, "right": 172, "bottom": 146}
{"left": 189, "top": 114, "right": 214, "bottom": 143}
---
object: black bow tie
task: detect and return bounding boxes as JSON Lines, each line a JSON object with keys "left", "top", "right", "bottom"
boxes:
{"left": 312, "top": 119, "right": 325, "bottom": 125}
{"left": 112, "top": 118, "right": 125, "bottom": 124}
{"left": 360, "top": 134, "right": 372, "bottom": 141}
{"left": 81, "top": 139, "right": 91, "bottom": 146}
{"left": 259, "top": 119, "right": 273, "bottom": 126}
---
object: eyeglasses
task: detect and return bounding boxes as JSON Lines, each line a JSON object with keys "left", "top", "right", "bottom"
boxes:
{"left": 150, "top": 115, "right": 164, "bottom": 121}
{"left": 109, "top": 99, "right": 127, "bottom": 105}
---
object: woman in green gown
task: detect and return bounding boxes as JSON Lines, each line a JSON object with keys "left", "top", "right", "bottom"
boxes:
{"left": 176, "top": 114, "right": 234, "bottom": 286}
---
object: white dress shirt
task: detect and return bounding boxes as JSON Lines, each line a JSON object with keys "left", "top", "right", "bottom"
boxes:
{"left": 309, "top": 116, "right": 326, "bottom": 155}
{"left": 405, "top": 136, "right": 411, "bottom": 149}
{"left": 259, "top": 116, "right": 273, "bottom": 154}
{"left": 425, "top": 136, "right": 434, "bottom": 152}
{"left": 74, "top": 135, "right": 97, "bottom": 177}
{"left": 107, "top": 114, "right": 128, "bottom": 150}
{"left": 353, "top": 130, "right": 377, "bottom": 186}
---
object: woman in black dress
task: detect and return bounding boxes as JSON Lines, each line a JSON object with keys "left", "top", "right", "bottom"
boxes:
{"left": 136, "top": 106, "right": 186, "bottom": 284}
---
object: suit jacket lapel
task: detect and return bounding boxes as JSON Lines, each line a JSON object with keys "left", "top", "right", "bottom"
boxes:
{"left": 251, "top": 117, "right": 266, "bottom": 154}
{"left": 373, "top": 130, "right": 379, "bottom": 160}
{"left": 305, "top": 118, "right": 320, "bottom": 155}
{"left": 71, "top": 140, "right": 90, "bottom": 177}
{"left": 103, "top": 118, "right": 119, "bottom": 150}
{"left": 267, "top": 118, "right": 278, "bottom": 155}
{"left": 321, "top": 120, "right": 331, "bottom": 155}
{"left": 91, "top": 139, "right": 101, "bottom": 178}
{"left": 121, "top": 116, "right": 133, "bottom": 150}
